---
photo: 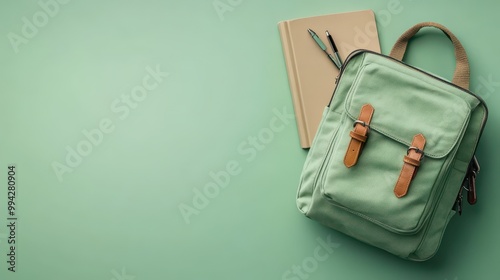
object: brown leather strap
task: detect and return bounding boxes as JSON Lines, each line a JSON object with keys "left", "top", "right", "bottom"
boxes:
{"left": 394, "top": 134, "right": 426, "bottom": 198}
{"left": 389, "top": 22, "right": 470, "bottom": 90}
{"left": 344, "top": 104, "right": 374, "bottom": 168}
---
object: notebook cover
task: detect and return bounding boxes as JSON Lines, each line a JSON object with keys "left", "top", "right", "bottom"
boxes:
{"left": 278, "top": 10, "right": 381, "bottom": 148}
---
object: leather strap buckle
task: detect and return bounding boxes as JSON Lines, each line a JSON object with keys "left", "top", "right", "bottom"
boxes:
{"left": 394, "top": 134, "right": 426, "bottom": 198}
{"left": 353, "top": 120, "right": 369, "bottom": 129}
{"left": 407, "top": 146, "right": 424, "bottom": 156}
{"left": 343, "top": 104, "right": 374, "bottom": 168}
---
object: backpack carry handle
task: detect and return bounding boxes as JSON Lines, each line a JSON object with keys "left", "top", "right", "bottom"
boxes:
{"left": 389, "top": 22, "right": 470, "bottom": 90}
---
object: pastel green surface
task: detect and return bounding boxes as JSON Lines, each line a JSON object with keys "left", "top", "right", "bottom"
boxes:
{"left": 0, "top": 0, "right": 499, "bottom": 279}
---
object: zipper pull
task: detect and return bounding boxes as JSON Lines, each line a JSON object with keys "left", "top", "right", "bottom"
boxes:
{"left": 467, "top": 157, "right": 479, "bottom": 205}
{"left": 454, "top": 183, "right": 464, "bottom": 216}
{"left": 456, "top": 191, "right": 463, "bottom": 215}
{"left": 456, "top": 157, "right": 480, "bottom": 214}
{"left": 467, "top": 174, "right": 477, "bottom": 204}
{"left": 467, "top": 170, "right": 477, "bottom": 205}
{"left": 334, "top": 75, "right": 339, "bottom": 84}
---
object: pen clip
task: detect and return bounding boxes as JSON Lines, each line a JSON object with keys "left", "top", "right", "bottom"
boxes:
{"left": 325, "top": 30, "right": 338, "bottom": 52}
{"left": 325, "top": 30, "right": 342, "bottom": 68}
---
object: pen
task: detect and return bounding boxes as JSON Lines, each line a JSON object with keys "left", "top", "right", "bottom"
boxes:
{"left": 307, "top": 28, "right": 339, "bottom": 69}
{"left": 325, "top": 30, "right": 343, "bottom": 68}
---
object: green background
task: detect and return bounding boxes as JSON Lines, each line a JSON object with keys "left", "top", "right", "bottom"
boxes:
{"left": 1, "top": 0, "right": 499, "bottom": 279}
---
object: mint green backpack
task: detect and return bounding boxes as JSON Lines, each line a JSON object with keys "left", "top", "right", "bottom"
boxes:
{"left": 297, "top": 22, "right": 487, "bottom": 261}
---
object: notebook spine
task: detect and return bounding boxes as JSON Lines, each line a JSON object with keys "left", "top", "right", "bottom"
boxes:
{"left": 278, "top": 21, "right": 310, "bottom": 148}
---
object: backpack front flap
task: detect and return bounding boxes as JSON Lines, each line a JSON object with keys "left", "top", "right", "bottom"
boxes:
{"left": 299, "top": 49, "right": 486, "bottom": 260}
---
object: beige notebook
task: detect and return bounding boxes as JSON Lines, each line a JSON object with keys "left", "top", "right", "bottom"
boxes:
{"left": 278, "top": 10, "right": 381, "bottom": 148}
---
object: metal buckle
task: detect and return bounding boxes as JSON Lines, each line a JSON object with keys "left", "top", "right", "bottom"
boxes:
{"left": 353, "top": 120, "right": 369, "bottom": 128}
{"left": 407, "top": 146, "right": 425, "bottom": 160}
